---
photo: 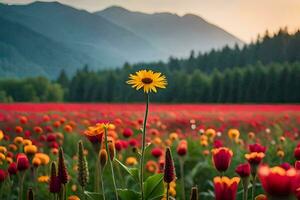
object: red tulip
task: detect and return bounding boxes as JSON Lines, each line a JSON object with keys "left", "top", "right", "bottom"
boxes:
{"left": 122, "top": 128, "right": 133, "bottom": 138}
{"left": 115, "top": 140, "right": 122, "bottom": 151}
{"left": 280, "top": 162, "right": 292, "bottom": 170}
{"left": 214, "top": 176, "right": 240, "bottom": 200}
{"left": 258, "top": 165, "right": 299, "bottom": 198}
{"left": 8, "top": 162, "right": 18, "bottom": 175}
{"left": 0, "top": 169, "right": 7, "bottom": 182}
{"left": 151, "top": 147, "right": 163, "bottom": 158}
{"left": 245, "top": 152, "right": 265, "bottom": 165}
{"left": 16, "top": 154, "right": 30, "bottom": 171}
{"left": 213, "top": 140, "right": 223, "bottom": 148}
{"left": 249, "top": 143, "right": 266, "bottom": 153}
{"left": 295, "top": 161, "right": 300, "bottom": 170}
{"left": 294, "top": 147, "right": 300, "bottom": 160}
{"left": 235, "top": 163, "right": 251, "bottom": 177}
{"left": 212, "top": 147, "right": 233, "bottom": 172}
{"left": 177, "top": 140, "right": 187, "bottom": 156}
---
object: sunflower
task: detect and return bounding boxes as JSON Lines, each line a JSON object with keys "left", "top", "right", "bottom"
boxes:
{"left": 126, "top": 70, "right": 167, "bottom": 93}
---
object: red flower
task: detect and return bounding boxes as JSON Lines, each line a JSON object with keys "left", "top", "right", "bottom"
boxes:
{"left": 122, "top": 128, "right": 133, "bottom": 138}
{"left": 249, "top": 143, "right": 267, "bottom": 153}
{"left": 214, "top": 176, "right": 240, "bottom": 200}
{"left": 163, "top": 147, "right": 175, "bottom": 183}
{"left": 115, "top": 140, "right": 122, "bottom": 152}
{"left": 177, "top": 140, "right": 187, "bottom": 156}
{"left": 294, "top": 147, "right": 300, "bottom": 160}
{"left": 129, "top": 139, "right": 138, "bottom": 147}
{"left": 235, "top": 163, "right": 251, "bottom": 177}
{"left": 258, "top": 165, "right": 299, "bottom": 198}
{"left": 245, "top": 152, "right": 265, "bottom": 165}
{"left": 16, "top": 154, "right": 30, "bottom": 171}
{"left": 151, "top": 147, "right": 163, "bottom": 158}
{"left": 0, "top": 169, "right": 7, "bottom": 182}
{"left": 295, "top": 161, "right": 300, "bottom": 170}
{"left": 8, "top": 162, "right": 18, "bottom": 175}
{"left": 280, "top": 162, "right": 292, "bottom": 170}
{"left": 213, "top": 140, "right": 223, "bottom": 148}
{"left": 212, "top": 147, "right": 233, "bottom": 172}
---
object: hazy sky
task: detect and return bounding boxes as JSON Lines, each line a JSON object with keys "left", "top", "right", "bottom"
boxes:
{"left": 1, "top": 0, "right": 300, "bottom": 42}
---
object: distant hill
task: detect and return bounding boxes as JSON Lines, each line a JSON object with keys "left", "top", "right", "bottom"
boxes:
{"left": 0, "top": 16, "right": 86, "bottom": 78}
{"left": 0, "top": 1, "right": 244, "bottom": 78}
{"left": 96, "top": 6, "right": 244, "bottom": 58}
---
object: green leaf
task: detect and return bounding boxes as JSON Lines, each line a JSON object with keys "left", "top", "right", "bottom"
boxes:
{"left": 118, "top": 189, "right": 141, "bottom": 200}
{"left": 144, "top": 173, "right": 164, "bottom": 200}
{"left": 115, "top": 159, "right": 139, "bottom": 182}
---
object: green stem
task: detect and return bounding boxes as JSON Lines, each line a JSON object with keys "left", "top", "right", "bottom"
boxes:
{"left": 18, "top": 171, "right": 25, "bottom": 200}
{"left": 242, "top": 177, "right": 249, "bottom": 200}
{"left": 104, "top": 127, "right": 119, "bottom": 200}
{"left": 95, "top": 157, "right": 100, "bottom": 193}
{"left": 251, "top": 175, "right": 256, "bottom": 200}
{"left": 140, "top": 94, "right": 149, "bottom": 200}
{"left": 166, "top": 183, "right": 170, "bottom": 200}
{"left": 100, "top": 168, "right": 106, "bottom": 200}
{"left": 82, "top": 186, "right": 86, "bottom": 200}
{"left": 179, "top": 158, "right": 186, "bottom": 200}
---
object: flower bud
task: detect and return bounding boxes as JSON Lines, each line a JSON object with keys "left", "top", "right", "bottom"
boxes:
{"left": 190, "top": 186, "right": 198, "bottom": 200}
{"left": 108, "top": 141, "right": 115, "bottom": 161}
{"left": 26, "top": 188, "right": 34, "bottom": 200}
{"left": 163, "top": 147, "right": 175, "bottom": 183}
{"left": 49, "top": 162, "right": 61, "bottom": 193}
{"left": 212, "top": 147, "right": 233, "bottom": 172}
{"left": 8, "top": 162, "right": 18, "bottom": 175}
{"left": 99, "top": 149, "right": 108, "bottom": 168}
{"left": 17, "top": 153, "right": 30, "bottom": 171}
{"left": 0, "top": 169, "right": 7, "bottom": 182}
{"left": 58, "top": 148, "right": 68, "bottom": 184}
{"left": 235, "top": 163, "right": 251, "bottom": 177}
{"left": 77, "top": 141, "right": 89, "bottom": 188}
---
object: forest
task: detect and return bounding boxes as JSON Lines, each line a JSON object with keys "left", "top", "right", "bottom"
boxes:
{"left": 0, "top": 29, "right": 299, "bottom": 103}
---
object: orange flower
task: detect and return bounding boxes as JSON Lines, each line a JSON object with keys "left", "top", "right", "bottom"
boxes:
{"left": 146, "top": 160, "right": 158, "bottom": 173}
{"left": 126, "top": 157, "right": 138, "bottom": 166}
{"left": 214, "top": 176, "right": 240, "bottom": 200}
{"left": 14, "top": 136, "right": 23, "bottom": 145}
{"left": 228, "top": 129, "right": 240, "bottom": 140}
{"left": 205, "top": 128, "right": 216, "bottom": 138}
{"left": 24, "top": 144, "right": 37, "bottom": 155}
{"left": 34, "top": 153, "right": 50, "bottom": 165}
{"left": 84, "top": 123, "right": 105, "bottom": 144}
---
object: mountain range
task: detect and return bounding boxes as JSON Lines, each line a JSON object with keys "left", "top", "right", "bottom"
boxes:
{"left": 0, "top": 1, "right": 243, "bottom": 78}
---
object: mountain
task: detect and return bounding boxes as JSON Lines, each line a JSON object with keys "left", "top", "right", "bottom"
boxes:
{"left": 0, "top": 1, "right": 161, "bottom": 78}
{"left": 96, "top": 6, "right": 244, "bottom": 58}
{"left": 0, "top": 2, "right": 244, "bottom": 78}
{"left": 0, "top": 16, "right": 87, "bottom": 78}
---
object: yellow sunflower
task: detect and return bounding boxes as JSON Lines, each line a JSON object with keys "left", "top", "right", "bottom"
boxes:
{"left": 126, "top": 70, "right": 167, "bottom": 93}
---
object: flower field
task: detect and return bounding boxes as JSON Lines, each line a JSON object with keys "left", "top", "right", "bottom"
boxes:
{"left": 0, "top": 103, "right": 300, "bottom": 200}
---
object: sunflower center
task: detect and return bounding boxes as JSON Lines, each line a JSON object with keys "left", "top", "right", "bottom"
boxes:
{"left": 142, "top": 77, "right": 153, "bottom": 84}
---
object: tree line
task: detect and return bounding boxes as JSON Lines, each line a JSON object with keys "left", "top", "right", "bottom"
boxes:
{"left": 0, "top": 29, "right": 300, "bottom": 103}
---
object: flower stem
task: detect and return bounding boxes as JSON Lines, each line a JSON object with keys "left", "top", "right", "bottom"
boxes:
{"left": 179, "top": 158, "right": 186, "bottom": 200}
{"left": 140, "top": 94, "right": 149, "bottom": 200}
{"left": 95, "top": 157, "right": 100, "bottom": 193}
{"left": 100, "top": 168, "right": 106, "bottom": 200}
{"left": 104, "top": 127, "right": 119, "bottom": 200}
{"left": 18, "top": 171, "right": 25, "bottom": 200}
{"left": 251, "top": 175, "right": 256, "bottom": 200}
{"left": 166, "top": 182, "right": 170, "bottom": 200}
